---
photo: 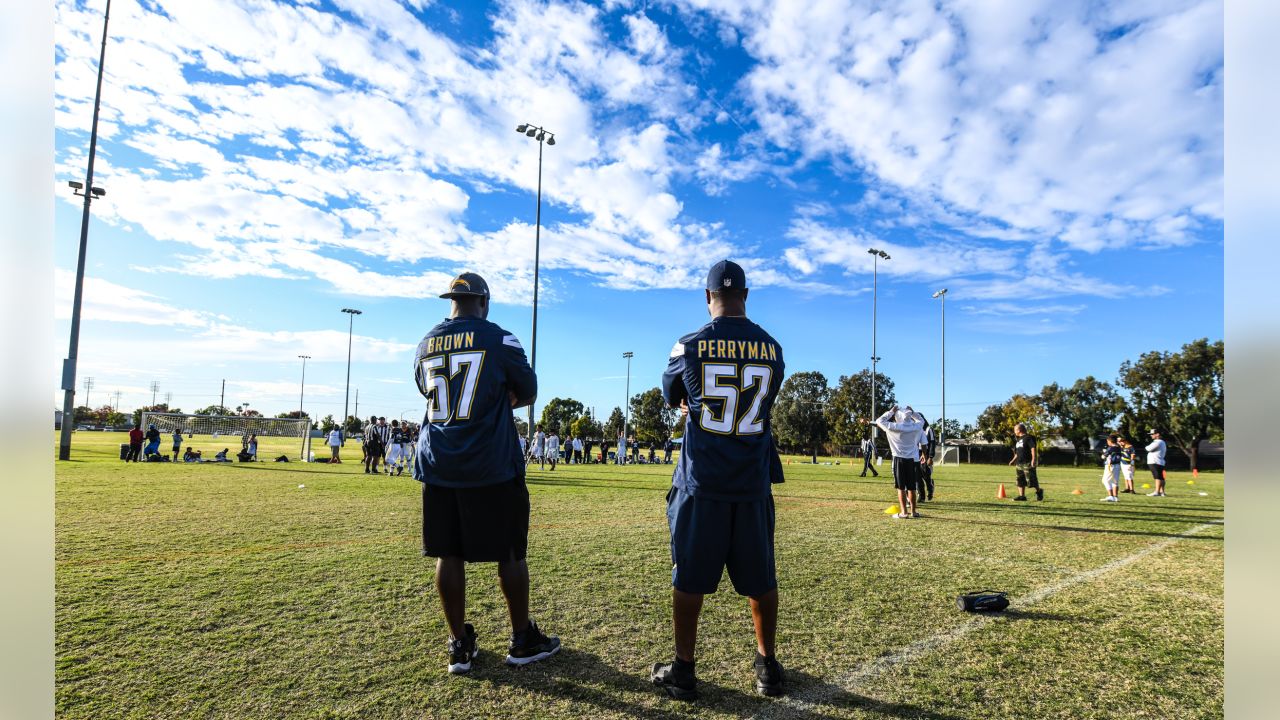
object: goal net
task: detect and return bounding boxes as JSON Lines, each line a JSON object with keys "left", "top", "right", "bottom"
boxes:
{"left": 141, "top": 412, "right": 312, "bottom": 461}
{"left": 937, "top": 444, "right": 961, "bottom": 466}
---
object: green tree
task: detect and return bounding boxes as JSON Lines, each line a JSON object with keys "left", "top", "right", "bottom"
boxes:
{"left": 630, "top": 388, "right": 676, "bottom": 444}
{"left": 1040, "top": 377, "right": 1125, "bottom": 465}
{"left": 73, "top": 405, "right": 95, "bottom": 424}
{"left": 1118, "top": 338, "right": 1223, "bottom": 471}
{"left": 976, "top": 394, "right": 1051, "bottom": 446}
{"left": 932, "top": 418, "right": 964, "bottom": 443}
{"left": 132, "top": 403, "right": 178, "bottom": 426}
{"left": 194, "top": 404, "right": 231, "bottom": 416}
{"left": 539, "top": 397, "right": 584, "bottom": 434}
{"left": 319, "top": 414, "right": 338, "bottom": 433}
{"left": 772, "top": 371, "right": 830, "bottom": 462}
{"left": 343, "top": 415, "right": 363, "bottom": 435}
{"left": 570, "top": 414, "right": 601, "bottom": 441}
{"left": 513, "top": 415, "right": 529, "bottom": 439}
{"left": 825, "top": 370, "right": 896, "bottom": 450}
{"left": 603, "top": 407, "right": 626, "bottom": 441}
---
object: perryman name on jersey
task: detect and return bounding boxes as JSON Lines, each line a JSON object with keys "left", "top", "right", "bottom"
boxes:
{"left": 689, "top": 338, "right": 780, "bottom": 362}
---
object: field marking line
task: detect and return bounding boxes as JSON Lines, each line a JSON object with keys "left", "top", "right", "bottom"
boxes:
{"left": 752, "top": 519, "right": 1223, "bottom": 720}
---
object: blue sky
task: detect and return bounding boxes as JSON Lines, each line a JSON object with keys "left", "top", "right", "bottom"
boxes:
{"left": 52, "top": 0, "right": 1223, "bottom": 426}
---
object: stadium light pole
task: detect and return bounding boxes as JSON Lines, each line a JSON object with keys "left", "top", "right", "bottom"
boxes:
{"left": 298, "top": 354, "right": 311, "bottom": 460}
{"left": 57, "top": 0, "right": 113, "bottom": 461}
{"left": 932, "top": 289, "right": 948, "bottom": 458}
{"left": 622, "top": 351, "right": 634, "bottom": 449}
{"left": 867, "top": 248, "right": 889, "bottom": 451}
{"left": 515, "top": 122, "right": 556, "bottom": 444}
{"left": 340, "top": 308, "right": 362, "bottom": 444}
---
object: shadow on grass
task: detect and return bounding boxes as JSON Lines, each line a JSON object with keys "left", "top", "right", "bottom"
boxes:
{"left": 466, "top": 648, "right": 961, "bottom": 720}
{"left": 784, "top": 668, "right": 967, "bottom": 720}
{"left": 936, "top": 500, "right": 1223, "bottom": 525}
{"left": 468, "top": 647, "right": 735, "bottom": 719}
{"left": 925, "top": 513, "right": 1222, "bottom": 541}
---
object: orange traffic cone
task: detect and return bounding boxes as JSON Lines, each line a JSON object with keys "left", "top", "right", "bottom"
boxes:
{"left": 997, "top": 483, "right": 1007, "bottom": 499}
{"left": 1072, "top": 487, "right": 1084, "bottom": 495}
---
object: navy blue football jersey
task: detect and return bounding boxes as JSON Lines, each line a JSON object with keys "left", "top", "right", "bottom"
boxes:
{"left": 662, "top": 316, "right": 785, "bottom": 501}
{"left": 412, "top": 316, "right": 536, "bottom": 487}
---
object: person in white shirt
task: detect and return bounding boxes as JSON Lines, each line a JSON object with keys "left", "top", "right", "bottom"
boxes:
{"left": 1145, "top": 429, "right": 1168, "bottom": 496}
{"left": 530, "top": 425, "right": 546, "bottom": 468}
{"left": 616, "top": 432, "right": 627, "bottom": 465}
{"left": 871, "top": 405, "right": 924, "bottom": 519}
{"left": 573, "top": 436, "right": 584, "bottom": 464}
{"left": 545, "top": 431, "right": 560, "bottom": 471}
{"left": 327, "top": 428, "right": 343, "bottom": 463}
{"left": 859, "top": 435, "right": 879, "bottom": 477}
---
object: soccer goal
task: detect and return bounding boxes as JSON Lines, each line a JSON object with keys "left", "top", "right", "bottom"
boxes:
{"left": 936, "top": 444, "right": 962, "bottom": 466}
{"left": 141, "top": 412, "right": 313, "bottom": 461}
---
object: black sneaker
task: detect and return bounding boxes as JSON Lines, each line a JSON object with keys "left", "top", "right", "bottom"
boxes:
{"left": 651, "top": 659, "right": 698, "bottom": 701}
{"left": 505, "top": 619, "right": 560, "bottom": 666}
{"left": 1036, "top": 487, "right": 1044, "bottom": 501}
{"left": 1014, "top": 495, "right": 1028, "bottom": 501}
{"left": 753, "top": 653, "right": 785, "bottom": 696}
{"left": 447, "top": 623, "right": 478, "bottom": 675}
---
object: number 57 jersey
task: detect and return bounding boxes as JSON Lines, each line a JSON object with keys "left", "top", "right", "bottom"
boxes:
{"left": 662, "top": 316, "right": 785, "bottom": 501}
{"left": 412, "top": 316, "right": 537, "bottom": 488}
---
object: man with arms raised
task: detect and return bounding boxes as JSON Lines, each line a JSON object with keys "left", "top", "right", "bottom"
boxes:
{"left": 873, "top": 405, "right": 925, "bottom": 519}
{"left": 651, "top": 260, "right": 787, "bottom": 700}
{"left": 414, "top": 272, "right": 560, "bottom": 675}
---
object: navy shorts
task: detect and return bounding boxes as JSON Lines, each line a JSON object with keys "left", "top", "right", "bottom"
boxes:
{"left": 666, "top": 486, "right": 776, "bottom": 597}
{"left": 422, "top": 478, "right": 529, "bottom": 563}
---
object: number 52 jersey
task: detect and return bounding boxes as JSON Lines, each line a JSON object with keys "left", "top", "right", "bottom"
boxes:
{"left": 662, "top": 316, "right": 785, "bottom": 502}
{"left": 412, "top": 316, "right": 536, "bottom": 488}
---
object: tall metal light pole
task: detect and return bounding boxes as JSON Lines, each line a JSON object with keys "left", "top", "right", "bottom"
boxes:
{"left": 83, "top": 377, "right": 94, "bottom": 411}
{"left": 867, "top": 248, "right": 890, "bottom": 449}
{"left": 515, "top": 122, "right": 556, "bottom": 442}
{"left": 622, "top": 351, "right": 633, "bottom": 451}
{"left": 932, "top": 289, "right": 948, "bottom": 460}
{"left": 150, "top": 380, "right": 159, "bottom": 408}
{"left": 57, "top": 0, "right": 112, "bottom": 460}
{"left": 298, "top": 354, "right": 311, "bottom": 460}
{"left": 341, "top": 308, "right": 362, "bottom": 443}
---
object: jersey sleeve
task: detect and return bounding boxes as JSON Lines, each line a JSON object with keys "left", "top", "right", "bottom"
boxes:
{"left": 661, "top": 339, "right": 690, "bottom": 407}
{"left": 500, "top": 332, "right": 537, "bottom": 408}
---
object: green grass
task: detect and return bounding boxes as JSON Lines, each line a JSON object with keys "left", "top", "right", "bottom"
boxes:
{"left": 56, "top": 432, "right": 1223, "bottom": 719}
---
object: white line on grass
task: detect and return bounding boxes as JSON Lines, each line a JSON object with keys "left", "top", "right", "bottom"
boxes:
{"left": 753, "top": 520, "right": 1223, "bottom": 720}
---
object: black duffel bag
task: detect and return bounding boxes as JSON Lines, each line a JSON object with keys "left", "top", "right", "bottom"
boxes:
{"left": 956, "top": 590, "right": 1009, "bottom": 613}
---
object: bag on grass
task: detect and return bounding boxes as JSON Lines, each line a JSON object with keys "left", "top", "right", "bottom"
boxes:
{"left": 956, "top": 590, "right": 1009, "bottom": 613}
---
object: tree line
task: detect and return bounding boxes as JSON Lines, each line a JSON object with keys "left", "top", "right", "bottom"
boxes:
{"left": 765, "top": 337, "right": 1222, "bottom": 470}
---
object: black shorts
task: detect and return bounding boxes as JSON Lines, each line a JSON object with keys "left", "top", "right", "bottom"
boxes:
{"left": 892, "top": 457, "right": 918, "bottom": 491}
{"left": 1150, "top": 464, "right": 1165, "bottom": 481}
{"left": 422, "top": 478, "right": 529, "bottom": 563}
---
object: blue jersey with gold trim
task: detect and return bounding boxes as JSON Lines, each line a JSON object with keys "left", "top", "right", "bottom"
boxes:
{"left": 662, "top": 316, "right": 785, "bottom": 501}
{"left": 412, "top": 316, "right": 536, "bottom": 488}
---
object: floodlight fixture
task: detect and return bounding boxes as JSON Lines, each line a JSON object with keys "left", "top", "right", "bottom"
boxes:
{"left": 546, "top": 136, "right": 555, "bottom": 145}
{"left": 516, "top": 124, "right": 528, "bottom": 133}
{"left": 932, "top": 288, "right": 948, "bottom": 298}
{"left": 514, "top": 122, "right": 556, "bottom": 443}
{"left": 526, "top": 128, "right": 537, "bottom": 137}
{"left": 68, "top": 181, "right": 84, "bottom": 190}
{"left": 91, "top": 187, "right": 105, "bottom": 197}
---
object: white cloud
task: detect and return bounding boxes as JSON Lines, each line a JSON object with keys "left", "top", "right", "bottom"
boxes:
{"left": 679, "top": 0, "right": 1223, "bottom": 252}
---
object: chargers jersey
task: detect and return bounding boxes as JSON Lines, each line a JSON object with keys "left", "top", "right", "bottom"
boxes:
{"left": 412, "top": 316, "right": 536, "bottom": 487}
{"left": 662, "top": 316, "right": 785, "bottom": 501}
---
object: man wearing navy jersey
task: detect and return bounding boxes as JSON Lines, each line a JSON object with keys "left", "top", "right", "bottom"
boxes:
{"left": 650, "top": 260, "right": 787, "bottom": 701}
{"left": 413, "top": 272, "right": 560, "bottom": 675}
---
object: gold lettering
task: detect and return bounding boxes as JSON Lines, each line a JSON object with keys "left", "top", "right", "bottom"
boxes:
{"left": 726, "top": 341, "right": 736, "bottom": 359}
{"left": 769, "top": 344, "right": 778, "bottom": 361}
{"left": 697, "top": 340, "right": 707, "bottom": 357}
{"left": 465, "top": 332, "right": 474, "bottom": 348}
{"left": 748, "top": 342, "right": 759, "bottom": 360}
{"left": 717, "top": 340, "right": 726, "bottom": 357}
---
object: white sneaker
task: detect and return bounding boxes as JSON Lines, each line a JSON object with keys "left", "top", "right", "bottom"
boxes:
{"left": 892, "top": 512, "right": 910, "bottom": 519}
{"left": 1147, "top": 491, "right": 1160, "bottom": 496}
{"left": 1107, "top": 496, "right": 1119, "bottom": 502}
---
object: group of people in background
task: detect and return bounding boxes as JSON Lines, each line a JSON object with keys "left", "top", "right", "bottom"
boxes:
{"left": 122, "top": 422, "right": 244, "bottom": 464}
{"left": 359, "top": 416, "right": 418, "bottom": 476}
{"left": 1101, "top": 429, "right": 1169, "bottom": 500}
{"left": 520, "top": 426, "right": 676, "bottom": 469}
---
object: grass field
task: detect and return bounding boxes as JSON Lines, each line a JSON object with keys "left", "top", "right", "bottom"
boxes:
{"left": 55, "top": 432, "right": 1224, "bottom": 719}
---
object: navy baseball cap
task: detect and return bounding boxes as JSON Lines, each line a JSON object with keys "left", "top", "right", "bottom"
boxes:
{"left": 706, "top": 260, "right": 748, "bottom": 290}
{"left": 440, "top": 272, "right": 490, "bottom": 299}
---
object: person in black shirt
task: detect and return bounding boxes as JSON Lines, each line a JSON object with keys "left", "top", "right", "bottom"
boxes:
{"left": 414, "top": 272, "right": 559, "bottom": 675}
{"left": 650, "top": 260, "right": 787, "bottom": 700}
{"left": 1008, "top": 423, "right": 1043, "bottom": 501}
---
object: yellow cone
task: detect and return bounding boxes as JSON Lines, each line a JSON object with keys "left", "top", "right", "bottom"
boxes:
{"left": 1187, "top": 479, "right": 1195, "bottom": 485}
{"left": 1142, "top": 483, "right": 1152, "bottom": 489}
{"left": 884, "top": 505, "right": 899, "bottom": 515}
